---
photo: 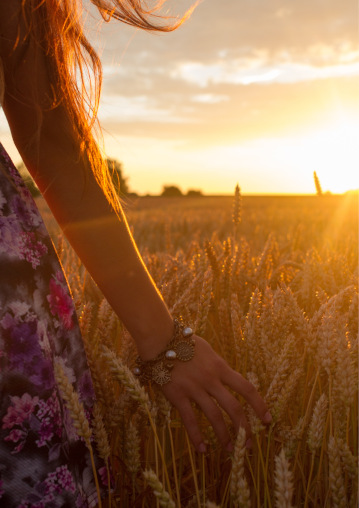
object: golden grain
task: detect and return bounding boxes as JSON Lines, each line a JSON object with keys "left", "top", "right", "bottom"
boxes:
{"left": 307, "top": 393, "right": 328, "bottom": 452}
{"left": 93, "top": 403, "right": 111, "bottom": 460}
{"left": 143, "top": 469, "right": 175, "bottom": 508}
{"left": 274, "top": 449, "right": 294, "bottom": 508}
{"left": 125, "top": 418, "right": 141, "bottom": 475}
{"left": 40, "top": 193, "right": 358, "bottom": 507}
{"left": 328, "top": 435, "right": 346, "bottom": 508}
{"left": 54, "top": 361, "right": 92, "bottom": 448}
{"left": 101, "top": 345, "right": 151, "bottom": 410}
{"left": 230, "top": 427, "right": 250, "bottom": 508}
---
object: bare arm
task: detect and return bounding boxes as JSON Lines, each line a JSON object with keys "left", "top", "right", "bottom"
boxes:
{"left": 0, "top": 3, "right": 174, "bottom": 360}
{"left": 0, "top": 3, "right": 271, "bottom": 451}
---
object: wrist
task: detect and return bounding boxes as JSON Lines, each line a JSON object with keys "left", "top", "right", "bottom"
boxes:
{"left": 134, "top": 316, "right": 175, "bottom": 361}
{"left": 134, "top": 319, "right": 195, "bottom": 385}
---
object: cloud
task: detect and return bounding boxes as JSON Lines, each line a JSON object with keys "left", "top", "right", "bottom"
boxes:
{"left": 88, "top": 0, "right": 359, "bottom": 147}
{"left": 100, "top": 71, "right": 358, "bottom": 147}
{"left": 99, "top": 94, "right": 190, "bottom": 123}
{"left": 191, "top": 93, "right": 229, "bottom": 103}
{"left": 170, "top": 59, "right": 359, "bottom": 87}
{"left": 90, "top": 0, "right": 358, "bottom": 68}
{"left": 3, "top": 0, "right": 358, "bottom": 179}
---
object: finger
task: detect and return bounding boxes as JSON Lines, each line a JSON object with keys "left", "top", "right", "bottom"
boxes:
{"left": 194, "top": 391, "right": 233, "bottom": 451}
{"left": 209, "top": 383, "right": 251, "bottom": 436}
{"left": 220, "top": 367, "right": 272, "bottom": 424}
{"left": 174, "top": 398, "right": 206, "bottom": 453}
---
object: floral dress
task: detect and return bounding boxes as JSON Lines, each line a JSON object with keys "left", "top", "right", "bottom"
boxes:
{"left": 0, "top": 67, "right": 106, "bottom": 507}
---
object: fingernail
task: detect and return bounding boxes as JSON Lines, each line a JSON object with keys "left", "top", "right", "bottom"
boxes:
{"left": 264, "top": 411, "right": 272, "bottom": 424}
{"left": 198, "top": 443, "right": 207, "bottom": 453}
{"left": 226, "top": 442, "right": 234, "bottom": 452}
{"left": 245, "top": 438, "right": 253, "bottom": 450}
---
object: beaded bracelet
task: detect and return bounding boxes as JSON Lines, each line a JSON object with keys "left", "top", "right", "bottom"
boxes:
{"left": 133, "top": 319, "right": 195, "bottom": 385}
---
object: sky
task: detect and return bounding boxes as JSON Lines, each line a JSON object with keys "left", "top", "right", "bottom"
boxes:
{"left": 0, "top": 0, "right": 358, "bottom": 195}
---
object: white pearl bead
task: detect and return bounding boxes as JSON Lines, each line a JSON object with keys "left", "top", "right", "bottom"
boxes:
{"left": 182, "top": 327, "right": 193, "bottom": 338}
{"left": 165, "top": 349, "right": 177, "bottom": 360}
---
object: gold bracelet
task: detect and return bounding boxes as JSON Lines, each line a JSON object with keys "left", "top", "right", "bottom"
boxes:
{"left": 133, "top": 319, "right": 195, "bottom": 385}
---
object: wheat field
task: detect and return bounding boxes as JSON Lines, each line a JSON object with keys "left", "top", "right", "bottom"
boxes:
{"left": 38, "top": 191, "right": 358, "bottom": 507}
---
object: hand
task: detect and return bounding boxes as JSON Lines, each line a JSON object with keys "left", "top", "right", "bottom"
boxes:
{"left": 161, "top": 335, "right": 271, "bottom": 453}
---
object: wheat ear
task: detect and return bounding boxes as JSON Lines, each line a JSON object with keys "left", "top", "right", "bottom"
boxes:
{"left": 93, "top": 403, "right": 110, "bottom": 461}
{"left": 337, "top": 438, "right": 358, "bottom": 479}
{"left": 101, "top": 345, "right": 150, "bottom": 410}
{"left": 232, "top": 184, "right": 242, "bottom": 244}
{"left": 328, "top": 436, "right": 346, "bottom": 508}
{"left": 54, "top": 361, "right": 92, "bottom": 447}
{"left": 274, "top": 448, "right": 294, "bottom": 508}
{"left": 143, "top": 469, "right": 175, "bottom": 508}
{"left": 246, "top": 372, "right": 265, "bottom": 434}
{"left": 307, "top": 393, "right": 328, "bottom": 452}
{"left": 230, "top": 427, "right": 250, "bottom": 507}
{"left": 125, "top": 418, "right": 141, "bottom": 475}
{"left": 54, "top": 361, "right": 102, "bottom": 508}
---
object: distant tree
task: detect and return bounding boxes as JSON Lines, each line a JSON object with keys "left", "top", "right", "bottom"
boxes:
{"left": 106, "top": 158, "right": 130, "bottom": 195}
{"left": 186, "top": 189, "right": 203, "bottom": 197}
{"left": 161, "top": 185, "right": 183, "bottom": 197}
{"left": 17, "top": 161, "right": 40, "bottom": 197}
{"left": 16, "top": 158, "right": 131, "bottom": 198}
{"left": 313, "top": 171, "right": 323, "bottom": 196}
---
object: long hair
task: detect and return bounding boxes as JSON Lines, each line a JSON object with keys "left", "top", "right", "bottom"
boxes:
{"left": 16, "top": 0, "right": 194, "bottom": 208}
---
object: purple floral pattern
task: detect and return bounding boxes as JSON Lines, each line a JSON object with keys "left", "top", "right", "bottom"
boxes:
{"left": 0, "top": 143, "right": 105, "bottom": 507}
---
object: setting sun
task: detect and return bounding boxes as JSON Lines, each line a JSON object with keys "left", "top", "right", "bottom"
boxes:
{"left": 1, "top": 0, "right": 358, "bottom": 196}
{"left": 286, "top": 114, "right": 359, "bottom": 194}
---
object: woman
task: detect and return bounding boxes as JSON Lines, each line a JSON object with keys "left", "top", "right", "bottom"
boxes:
{"left": 0, "top": 0, "right": 271, "bottom": 505}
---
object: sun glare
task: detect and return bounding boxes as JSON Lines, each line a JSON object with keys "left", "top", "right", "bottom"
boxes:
{"left": 263, "top": 112, "right": 359, "bottom": 195}
{"left": 297, "top": 114, "right": 359, "bottom": 193}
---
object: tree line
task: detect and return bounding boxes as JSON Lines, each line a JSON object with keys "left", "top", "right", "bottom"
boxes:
{"left": 17, "top": 158, "right": 203, "bottom": 198}
{"left": 17, "top": 158, "right": 332, "bottom": 198}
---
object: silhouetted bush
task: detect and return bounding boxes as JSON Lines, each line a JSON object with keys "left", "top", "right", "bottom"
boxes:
{"left": 161, "top": 185, "right": 183, "bottom": 197}
{"left": 186, "top": 189, "right": 203, "bottom": 197}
